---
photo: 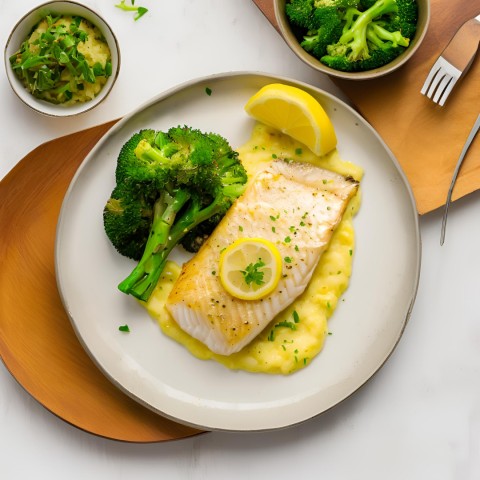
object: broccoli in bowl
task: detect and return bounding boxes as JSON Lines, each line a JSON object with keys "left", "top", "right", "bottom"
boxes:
{"left": 285, "top": 0, "right": 418, "bottom": 72}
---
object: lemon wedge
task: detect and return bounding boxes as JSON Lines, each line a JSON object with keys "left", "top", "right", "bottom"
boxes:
{"left": 244, "top": 83, "right": 337, "bottom": 156}
{"left": 219, "top": 238, "right": 282, "bottom": 300}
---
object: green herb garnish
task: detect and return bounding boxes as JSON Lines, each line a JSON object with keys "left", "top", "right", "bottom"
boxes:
{"left": 10, "top": 15, "right": 111, "bottom": 104}
{"left": 115, "top": 0, "right": 149, "bottom": 21}
{"left": 119, "top": 324, "right": 130, "bottom": 332}
{"left": 267, "top": 319, "right": 298, "bottom": 342}
{"left": 241, "top": 259, "right": 266, "bottom": 286}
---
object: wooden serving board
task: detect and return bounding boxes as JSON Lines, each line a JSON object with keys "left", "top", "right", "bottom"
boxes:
{"left": 253, "top": 0, "right": 480, "bottom": 214}
{"left": 0, "top": 121, "right": 204, "bottom": 442}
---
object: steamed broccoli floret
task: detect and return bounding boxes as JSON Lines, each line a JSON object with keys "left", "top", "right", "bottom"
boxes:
{"left": 315, "top": 0, "right": 360, "bottom": 8}
{"left": 285, "top": 0, "right": 316, "bottom": 28}
{"left": 104, "top": 126, "right": 248, "bottom": 301}
{"left": 300, "top": 7, "right": 343, "bottom": 58}
{"left": 285, "top": 0, "right": 417, "bottom": 72}
{"left": 286, "top": 1, "right": 359, "bottom": 59}
{"left": 323, "top": 0, "right": 401, "bottom": 62}
{"left": 103, "top": 182, "right": 155, "bottom": 260}
{"left": 286, "top": 0, "right": 359, "bottom": 29}
{"left": 387, "top": 0, "right": 418, "bottom": 38}
{"left": 114, "top": 129, "right": 157, "bottom": 184}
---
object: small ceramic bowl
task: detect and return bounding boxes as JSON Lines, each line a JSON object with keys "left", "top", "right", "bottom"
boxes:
{"left": 274, "top": 0, "right": 430, "bottom": 80}
{"left": 4, "top": 1, "right": 120, "bottom": 116}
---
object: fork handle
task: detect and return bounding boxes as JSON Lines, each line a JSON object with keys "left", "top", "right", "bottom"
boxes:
{"left": 442, "top": 17, "right": 480, "bottom": 73}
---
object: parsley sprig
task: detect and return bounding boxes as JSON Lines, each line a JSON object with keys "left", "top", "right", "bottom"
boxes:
{"left": 241, "top": 259, "right": 266, "bottom": 286}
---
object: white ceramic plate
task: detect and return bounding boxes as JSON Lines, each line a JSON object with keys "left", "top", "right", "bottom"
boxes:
{"left": 55, "top": 72, "right": 421, "bottom": 431}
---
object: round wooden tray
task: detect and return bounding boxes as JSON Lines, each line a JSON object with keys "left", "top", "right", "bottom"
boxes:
{"left": 0, "top": 121, "right": 203, "bottom": 442}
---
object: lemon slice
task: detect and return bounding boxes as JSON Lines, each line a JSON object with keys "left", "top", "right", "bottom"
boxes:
{"left": 244, "top": 83, "right": 337, "bottom": 156}
{"left": 219, "top": 238, "right": 282, "bottom": 300}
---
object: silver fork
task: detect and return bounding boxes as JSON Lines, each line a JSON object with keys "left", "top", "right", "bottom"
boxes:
{"left": 421, "top": 14, "right": 480, "bottom": 106}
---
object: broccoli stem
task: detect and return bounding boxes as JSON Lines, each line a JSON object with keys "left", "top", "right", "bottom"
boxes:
{"left": 117, "top": 189, "right": 191, "bottom": 300}
{"left": 117, "top": 192, "right": 226, "bottom": 302}
{"left": 336, "top": 0, "right": 398, "bottom": 61}
{"left": 366, "top": 22, "right": 409, "bottom": 48}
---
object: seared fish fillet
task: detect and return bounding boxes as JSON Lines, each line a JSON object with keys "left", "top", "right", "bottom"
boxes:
{"left": 166, "top": 160, "right": 359, "bottom": 356}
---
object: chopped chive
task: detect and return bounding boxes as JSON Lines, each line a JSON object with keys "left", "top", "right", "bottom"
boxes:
{"left": 115, "top": 1, "right": 148, "bottom": 21}
{"left": 135, "top": 6, "right": 148, "bottom": 20}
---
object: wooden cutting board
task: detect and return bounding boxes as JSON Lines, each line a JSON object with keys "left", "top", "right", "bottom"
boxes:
{"left": 1, "top": 1, "right": 477, "bottom": 440}
{"left": 253, "top": 0, "right": 480, "bottom": 214}
{"left": 0, "top": 121, "right": 204, "bottom": 442}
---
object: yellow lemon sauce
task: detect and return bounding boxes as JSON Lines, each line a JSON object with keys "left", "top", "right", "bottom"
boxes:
{"left": 143, "top": 124, "right": 363, "bottom": 375}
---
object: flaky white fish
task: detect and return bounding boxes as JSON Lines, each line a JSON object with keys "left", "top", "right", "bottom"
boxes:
{"left": 166, "top": 160, "right": 359, "bottom": 355}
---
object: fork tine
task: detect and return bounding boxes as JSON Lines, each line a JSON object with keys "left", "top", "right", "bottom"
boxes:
{"left": 432, "top": 73, "right": 453, "bottom": 102}
{"left": 421, "top": 56, "right": 463, "bottom": 105}
{"left": 425, "top": 69, "right": 444, "bottom": 99}
{"left": 420, "top": 61, "right": 441, "bottom": 95}
{"left": 435, "top": 75, "right": 459, "bottom": 106}
{"left": 421, "top": 16, "right": 480, "bottom": 106}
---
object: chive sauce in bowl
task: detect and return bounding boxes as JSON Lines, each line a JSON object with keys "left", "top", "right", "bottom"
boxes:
{"left": 4, "top": 1, "right": 120, "bottom": 116}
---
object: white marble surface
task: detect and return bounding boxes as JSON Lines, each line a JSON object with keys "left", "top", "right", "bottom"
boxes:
{"left": 1, "top": 1, "right": 479, "bottom": 479}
